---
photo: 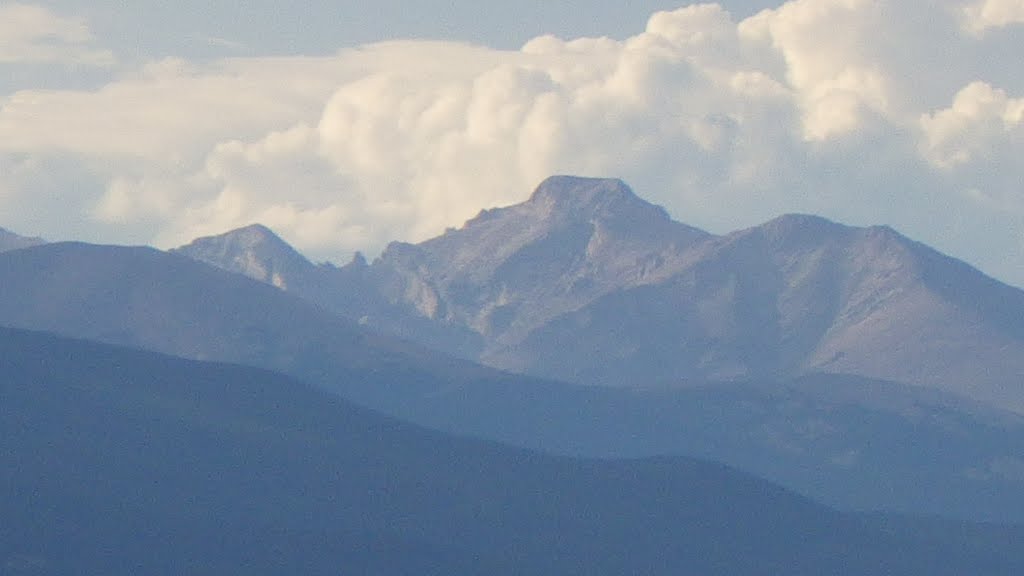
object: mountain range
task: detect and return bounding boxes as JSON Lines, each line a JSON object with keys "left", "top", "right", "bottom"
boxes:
{"left": 3, "top": 176, "right": 1024, "bottom": 525}
{"left": 6, "top": 326, "right": 1024, "bottom": 574}
{"left": 176, "top": 176, "right": 1024, "bottom": 412}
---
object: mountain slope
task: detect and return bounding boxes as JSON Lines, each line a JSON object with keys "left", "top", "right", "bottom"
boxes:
{"left": 0, "top": 227, "right": 44, "bottom": 253}
{"left": 0, "top": 241, "right": 489, "bottom": 414}
{"left": 366, "top": 176, "right": 710, "bottom": 348}
{"left": 172, "top": 223, "right": 319, "bottom": 290}
{"left": 10, "top": 326, "right": 1021, "bottom": 574}
{"left": 497, "top": 213, "right": 1024, "bottom": 410}
{"left": 180, "top": 176, "right": 1024, "bottom": 411}
{"left": 175, "top": 176, "right": 713, "bottom": 359}
{"left": 3, "top": 241, "right": 1024, "bottom": 523}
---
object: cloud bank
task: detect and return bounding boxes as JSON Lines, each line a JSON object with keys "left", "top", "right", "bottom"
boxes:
{"left": 1, "top": 0, "right": 1024, "bottom": 286}
{"left": 0, "top": 3, "right": 113, "bottom": 65}
{"left": 963, "top": 0, "right": 1024, "bottom": 34}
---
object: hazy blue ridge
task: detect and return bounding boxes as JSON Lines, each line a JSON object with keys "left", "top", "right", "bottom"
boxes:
{"left": 3, "top": 326, "right": 1024, "bottom": 574}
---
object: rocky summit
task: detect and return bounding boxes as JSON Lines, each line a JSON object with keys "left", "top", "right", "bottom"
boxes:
{"left": 172, "top": 223, "right": 317, "bottom": 290}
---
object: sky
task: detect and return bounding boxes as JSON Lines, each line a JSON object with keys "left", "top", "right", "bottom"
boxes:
{"left": 1, "top": 0, "right": 1024, "bottom": 288}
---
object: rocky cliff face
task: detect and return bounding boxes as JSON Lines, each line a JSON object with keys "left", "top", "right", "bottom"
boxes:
{"left": 366, "top": 176, "right": 711, "bottom": 349}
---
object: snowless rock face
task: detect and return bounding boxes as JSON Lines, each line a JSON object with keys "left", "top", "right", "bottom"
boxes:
{"left": 175, "top": 176, "right": 1024, "bottom": 412}
{"left": 367, "top": 176, "right": 712, "bottom": 346}
{"left": 172, "top": 223, "right": 316, "bottom": 290}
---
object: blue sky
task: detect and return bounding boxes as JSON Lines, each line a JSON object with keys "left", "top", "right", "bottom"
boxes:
{"left": 2, "top": 0, "right": 1024, "bottom": 287}
{"left": 38, "top": 1, "right": 780, "bottom": 56}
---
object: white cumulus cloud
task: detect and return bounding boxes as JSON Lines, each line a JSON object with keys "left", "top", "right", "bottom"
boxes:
{"left": 963, "top": 0, "right": 1024, "bottom": 34}
{"left": 1, "top": 1, "right": 1024, "bottom": 287}
{"left": 921, "top": 81, "right": 1024, "bottom": 169}
{"left": 0, "top": 3, "right": 114, "bottom": 66}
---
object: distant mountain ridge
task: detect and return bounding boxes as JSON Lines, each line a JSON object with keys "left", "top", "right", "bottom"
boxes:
{"left": 5, "top": 239, "right": 1024, "bottom": 523}
{"left": 4, "top": 176, "right": 1024, "bottom": 524}
{"left": 7, "top": 325, "right": 1024, "bottom": 574}
{"left": 172, "top": 223, "right": 316, "bottom": 290}
{"left": 176, "top": 176, "right": 1024, "bottom": 412}
{"left": 0, "top": 226, "right": 45, "bottom": 253}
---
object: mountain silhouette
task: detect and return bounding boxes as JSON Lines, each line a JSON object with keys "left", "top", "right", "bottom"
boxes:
{"left": 10, "top": 326, "right": 1024, "bottom": 574}
{"left": 182, "top": 176, "right": 1024, "bottom": 412}
{"left": 3, "top": 237, "right": 1024, "bottom": 522}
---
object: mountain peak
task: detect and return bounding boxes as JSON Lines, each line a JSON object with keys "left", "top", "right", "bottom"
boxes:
{"left": 175, "top": 223, "right": 296, "bottom": 255}
{"left": 761, "top": 213, "right": 846, "bottom": 235}
{"left": 221, "top": 223, "right": 282, "bottom": 245}
{"left": 741, "top": 214, "right": 858, "bottom": 252}
{"left": 172, "top": 224, "right": 313, "bottom": 289}
{"left": 522, "top": 175, "right": 683, "bottom": 232}
{"left": 528, "top": 175, "right": 637, "bottom": 208}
